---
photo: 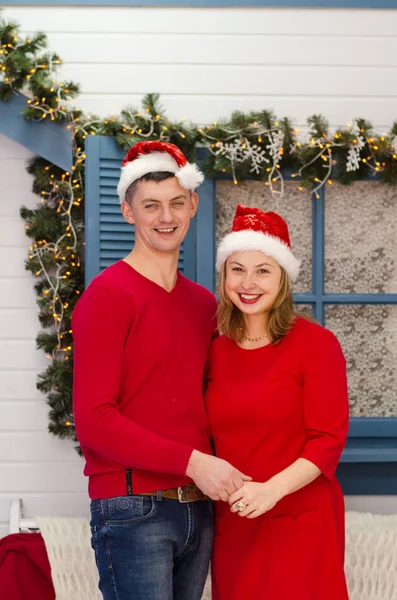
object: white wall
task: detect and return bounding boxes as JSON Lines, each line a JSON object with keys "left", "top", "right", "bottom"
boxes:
{"left": 0, "top": 6, "right": 396, "bottom": 529}
{"left": 5, "top": 6, "right": 397, "bottom": 130}
{"left": 0, "top": 134, "right": 87, "bottom": 538}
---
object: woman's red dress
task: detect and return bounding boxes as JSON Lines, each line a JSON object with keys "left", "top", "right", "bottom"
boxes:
{"left": 205, "top": 317, "right": 349, "bottom": 600}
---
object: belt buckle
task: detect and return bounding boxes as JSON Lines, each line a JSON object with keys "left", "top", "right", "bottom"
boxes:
{"left": 177, "top": 486, "right": 190, "bottom": 503}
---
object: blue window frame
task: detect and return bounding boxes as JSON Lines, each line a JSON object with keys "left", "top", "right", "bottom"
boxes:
{"left": 3, "top": 0, "right": 396, "bottom": 7}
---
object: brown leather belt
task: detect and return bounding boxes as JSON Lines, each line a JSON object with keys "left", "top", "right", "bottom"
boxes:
{"left": 140, "top": 484, "right": 208, "bottom": 503}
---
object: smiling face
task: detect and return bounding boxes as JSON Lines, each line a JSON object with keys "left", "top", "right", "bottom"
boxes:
{"left": 224, "top": 250, "right": 282, "bottom": 316}
{"left": 120, "top": 176, "right": 198, "bottom": 256}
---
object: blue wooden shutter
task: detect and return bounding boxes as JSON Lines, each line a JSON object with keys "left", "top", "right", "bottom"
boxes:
{"left": 85, "top": 137, "right": 215, "bottom": 289}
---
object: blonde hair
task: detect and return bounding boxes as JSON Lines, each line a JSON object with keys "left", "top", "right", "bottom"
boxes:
{"left": 217, "top": 263, "right": 297, "bottom": 344}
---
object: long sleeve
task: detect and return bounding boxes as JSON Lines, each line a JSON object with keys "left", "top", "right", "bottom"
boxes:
{"left": 72, "top": 283, "right": 194, "bottom": 476}
{"left": 299, "top": 328, "right": 349, "bottom": 480}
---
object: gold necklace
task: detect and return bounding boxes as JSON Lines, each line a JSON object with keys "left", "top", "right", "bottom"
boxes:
{"left": 241, "top": 331, "right": 268, "bottom": 342}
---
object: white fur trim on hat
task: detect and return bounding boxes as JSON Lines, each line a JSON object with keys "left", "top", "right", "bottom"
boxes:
{"left": 216, "top": 230, "right": 301, "bottom": 282}
{"left": 177, "top": 162, "right": 204, "bottom": 191}
{"left": 117, "top": 151, "right": 203, "bottom": 202}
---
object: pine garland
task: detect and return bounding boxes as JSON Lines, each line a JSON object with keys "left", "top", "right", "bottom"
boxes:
{"left": 200, "top": 112, "right": 397, "bottom": 195}
{"left": 1, "top": 12, "right": 397, "bottom": 446}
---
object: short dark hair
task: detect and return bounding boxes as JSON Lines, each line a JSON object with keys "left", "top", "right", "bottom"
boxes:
{"left": 125, "top": 171, "right": 175, "bottom": 204}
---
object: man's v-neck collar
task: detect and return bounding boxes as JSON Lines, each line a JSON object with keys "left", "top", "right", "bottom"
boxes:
{"left": 120, "top": 260, "right": 181, "bottom": 295}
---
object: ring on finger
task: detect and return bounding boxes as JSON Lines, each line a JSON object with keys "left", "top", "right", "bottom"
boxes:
{"left": 235, "top": 501, "right": 246, "bottom": 512}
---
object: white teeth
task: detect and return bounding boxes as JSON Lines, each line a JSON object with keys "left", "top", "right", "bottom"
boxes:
{"left": 156, "top": 228, "right": 175, "bottom": 233}
{"left": 240, "top": 294, "right": 260, "bottom": 300}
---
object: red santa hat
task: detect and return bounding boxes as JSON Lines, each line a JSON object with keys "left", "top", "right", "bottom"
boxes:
{"left": 117, "top": 140, "right": 204, "bottom": 202}
{"left": 216, "top": 205, "right": 300, "bottom": 282}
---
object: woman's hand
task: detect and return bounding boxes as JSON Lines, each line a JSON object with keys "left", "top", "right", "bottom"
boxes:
{"left": 228, "top": 481, "right": 282, "bottom": 519}
{"left": 228, "top": 459, "right": 321, "bottom": 518}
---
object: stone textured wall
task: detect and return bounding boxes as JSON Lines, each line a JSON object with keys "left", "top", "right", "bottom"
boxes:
{"left": 215, "top": 181, "right": 397, "bottom": 417}
{"left": 325, "top": 182, "right": 397, "bottom": 294}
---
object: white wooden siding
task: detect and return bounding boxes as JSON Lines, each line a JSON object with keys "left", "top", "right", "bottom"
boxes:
{"left": 5, "top": 6, "right": 397, "bottom": 129}
{"left": 0, "top": 134, "right": 87, "bottom": 538}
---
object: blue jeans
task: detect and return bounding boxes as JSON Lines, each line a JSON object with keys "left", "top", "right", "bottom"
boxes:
{"left": 90, "top": 494, "right": 213, "bottom": 600}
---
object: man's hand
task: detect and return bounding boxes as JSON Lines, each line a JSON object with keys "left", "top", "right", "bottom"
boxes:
{"left": 186, "top": 450, "right": 251, "bottom": 501}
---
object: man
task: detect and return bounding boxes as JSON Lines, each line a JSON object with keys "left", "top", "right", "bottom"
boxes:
{"left": 72, "top": 141, "right": 250, "bottom": 600}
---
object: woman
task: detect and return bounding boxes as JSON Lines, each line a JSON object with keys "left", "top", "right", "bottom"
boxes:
{"left": 205, "top": 205, "right": 349, "bottom": 600}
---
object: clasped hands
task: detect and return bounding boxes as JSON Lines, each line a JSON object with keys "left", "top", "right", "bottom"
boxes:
{"left": 186, "top": 451, "right": 281, "bottom": 520}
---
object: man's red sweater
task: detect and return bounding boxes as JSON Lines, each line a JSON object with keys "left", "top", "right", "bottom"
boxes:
{"left": 72, "top": 261, "right": 217, "bottom": 499}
